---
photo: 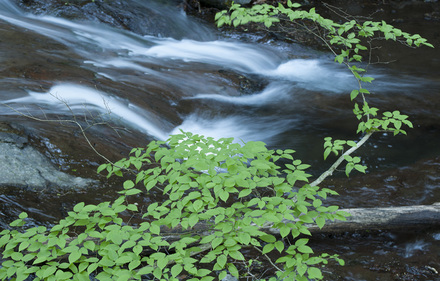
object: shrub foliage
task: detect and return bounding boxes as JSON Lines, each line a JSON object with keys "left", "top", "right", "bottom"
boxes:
{"left": 1, "top": 132, "right": 346, "bottom": 280}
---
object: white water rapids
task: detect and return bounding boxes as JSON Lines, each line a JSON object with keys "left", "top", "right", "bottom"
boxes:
{"left": 0, "top": 0, "right": 420, "bottom": 144}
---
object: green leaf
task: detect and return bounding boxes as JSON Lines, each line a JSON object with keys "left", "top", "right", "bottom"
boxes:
{"left": 316, "top": 216, "right": 326, "bottom": 229}
{"left": 150, "top": 224, "right": 160, "bottom": 235}
{"left": 123, "top": 180, "right": 135, "bottom": 189}
{"left": 228, "top": 250, "right": 245, "bottom": 260}
{"left": 238, "top": 189, "right": 252, "bottom": 198}
{"left": 350, "top": 89, "right": 359, "bottom": 100}
{"left": 307, "top": 267, "right": 323, "bottom": 279}
{"left": 212, "top": 237, "right": 223, "bottom": 249}
{"left": 262, "top": 243, "right": 274, "bottom": 254}
{"left": 197, "top": 268, "right": 211, "bottom": 277}
{"left": 73, "top": 202, "right": 85, "bottom": 213}
{"left": 218, "top": 270, "right": 227, "bottom": 280}
{"left": 188, "top": 214, "right": 199, "bottom": 228}
{"left": 125, "top": 188, "right": 142, "bottom": 196}
{"left": 97, "top": 164, "right": 107, "bottom": 173}
{"left": 217, "top": 254, "right": 227, "bottom": 268}
{"left": 171, "top": 264, "right": 183, "bottom": 277}
{"left": 219, "top": 190, "right": 229, "bottom": 202}
{"left": 297, "top": 245, "right": 314, "bottom": 254}
{"left": 227, "top": 262, "right": 239, "bottom": 277}
{"left": 238, "top": 232, "right": 251, "bottom": 245}
{"left": 274, "top": 240, "right": 284, "bottom": 253}
{"left": 55, "top": 270, "right": 73, "bottom": 280}
{"left": 116, "top": 255, "right": 132, "bottom": 265}
{"left": 68, "top": 251, "right": 81, "bottom": 264}
{"left": 279, "top": 225, "right": 290, "bottom": 238}
{"left": 260, "top": 234, "right": 276, "bottom": 243}
{"left": 297, "top": 263, "right": 307, "bottom": 276}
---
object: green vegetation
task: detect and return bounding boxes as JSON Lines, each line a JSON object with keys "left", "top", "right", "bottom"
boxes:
{"left": 0, "top": 132, "right": 346, "bottom": 280}
{"left": 0, "top": 1, "right": 432, "bottom": 280}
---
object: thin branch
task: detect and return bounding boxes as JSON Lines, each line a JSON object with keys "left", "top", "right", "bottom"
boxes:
{"left": 2, "top": 102, "right": 117, "bottom": 166}
{"left": 310, "top": 131, "right": 373, "bottom": 187}
{"left": 252, "top": 246, "right": 284, "bottom": 273}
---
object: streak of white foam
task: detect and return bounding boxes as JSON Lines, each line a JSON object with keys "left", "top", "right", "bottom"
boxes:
{"left": 5, "top": 84, "right": 168, "bottom": 140}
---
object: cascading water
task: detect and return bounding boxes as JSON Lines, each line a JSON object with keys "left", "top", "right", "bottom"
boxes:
{"left": 0, "top": 0, "right": 421, "bottom": 143}
{"left": 0, "top": 0, "right": 439, "bottom": 279}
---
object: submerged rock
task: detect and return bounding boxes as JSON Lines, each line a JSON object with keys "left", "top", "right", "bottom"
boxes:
{"left": 200, "top": 0, "right": 251, "bottom": 9}
{"left": 13, "top": 0, "right": 214, "bottom": 40}
{"left": 0, "top": 124, "right": 97, "bottom": 192}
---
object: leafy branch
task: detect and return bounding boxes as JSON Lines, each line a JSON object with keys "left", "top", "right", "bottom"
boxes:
{"left": 215, "top": 0, "right": 431, "bottom": 180}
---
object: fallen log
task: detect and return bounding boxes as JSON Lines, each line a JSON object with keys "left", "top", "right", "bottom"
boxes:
{"left": 158, "top": 203, "right": 440, "bottom": 262}
{"left": 278, "top": 202, "right": 440, "bottom": 234}
{"left": 161, "top": 203, "right": 440, "bottom": 239}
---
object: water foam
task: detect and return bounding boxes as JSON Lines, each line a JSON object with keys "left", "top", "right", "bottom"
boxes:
{"left": 4, "top": 84, "right": 168, "bottom": 140}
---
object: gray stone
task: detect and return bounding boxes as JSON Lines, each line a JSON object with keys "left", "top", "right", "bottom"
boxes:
{"left": 221, "top": 274, "right": 239, "bottom": 281}
{"left": 0, "top": 134, "right": 97, "bottom": 192}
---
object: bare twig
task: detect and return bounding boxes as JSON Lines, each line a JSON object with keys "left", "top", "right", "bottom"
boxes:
{"left": 3, "top": 102, "right": 117, "bottom": 166}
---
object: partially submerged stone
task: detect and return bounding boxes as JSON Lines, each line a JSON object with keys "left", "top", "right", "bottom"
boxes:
{"left": 0, "top": 129, "right": 97, "bottom": 192}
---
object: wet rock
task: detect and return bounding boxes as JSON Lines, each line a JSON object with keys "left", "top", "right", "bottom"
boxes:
{"left": 0, "top": 123, "right": 97, "bottom": 192}
{"left": 200, "top": 0, "right": 251, "bottom": 9}
{"left": 13, "top": 0, "right": 213, "bottom": 40}
{"left": 221, "top": 274, "right": 238, "bottom": 281}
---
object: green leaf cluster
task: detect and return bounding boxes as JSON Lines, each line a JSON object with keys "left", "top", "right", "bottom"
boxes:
{"left": 215, "top": 1, "right": 430, "bottom": 178}
{"left": 0, "top": 132, "right": 346, "bottom": 280}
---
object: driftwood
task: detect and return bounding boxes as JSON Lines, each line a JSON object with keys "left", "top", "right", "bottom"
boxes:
{"left": 158, "top": 203, "right": 440, "bottom": 261}
{"left": 276, "top": 202, "right": 440, "bottom": 234}
{"left": 162, "top": 203, "right": 440, "bottom": 239}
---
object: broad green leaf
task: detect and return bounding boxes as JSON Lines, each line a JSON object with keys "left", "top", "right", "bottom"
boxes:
{"left": 350, "top": 89, "right": 359, "bottom": 100}
{"left": 217, "top": 254, "right": 227, "bottom": 268}
{"left": 68, "top": 251, "right": 81, "bottom": 264}
{"left": 228, "top": 250, "right": 245, "bottom": 260}
{"left": 307, "top": 267, "right": 323, "bottom": 279}
{"left": 170, "top": 264, "right": 182, "bottom": 277}
{"left": 262, "top": 243, "right": 274, "bottom": 254}
{"left": 316, "top": 216, "right": 326, "bottom": 229}
{"left": 297, "top": 245, "right": 314, "bottom": 254}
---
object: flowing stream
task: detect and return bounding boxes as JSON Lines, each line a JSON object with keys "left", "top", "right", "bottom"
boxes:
{"left": 0, "top": 0, "right": 439, "bottom": 279}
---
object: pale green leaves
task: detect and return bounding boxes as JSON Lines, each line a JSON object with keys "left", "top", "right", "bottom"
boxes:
{"left": 344, "top": 155, "right": 367, "bottom": 177}
{"left": 381, "top": 110, "right": 413, "bottom": 135}
{"left": 0, "top": 131, "right": 349, "bottom": 281}
{"left": 354, "top": 105, "right": 413, "bottom": 135}
{"left": 323, "top": 137, "right": 367, "bottom": 177}
{"left": 323, "top": 137, "right": 356, "bottom": 160}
